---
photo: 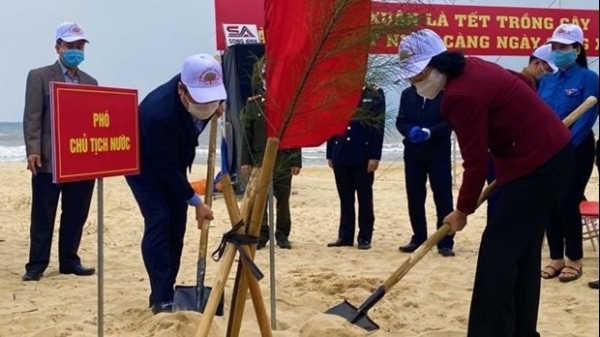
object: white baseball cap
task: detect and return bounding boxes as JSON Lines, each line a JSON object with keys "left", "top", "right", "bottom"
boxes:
{"left": 532, "top": 44, "right": 558, "bottom": 72}
{"left": 181, "top": 53, "right": 227, "bottom": 103}
{"left": 397, "top": 29, "right": 447, "bottom": 80}
{"left": 55, "top": 22, "right": 88, "bottom": 43}
{"left": 547, "top": 23, "right": 584, "bottom": 45}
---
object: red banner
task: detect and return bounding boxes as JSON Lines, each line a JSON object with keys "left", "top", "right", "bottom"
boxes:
{"left": 264, "top": 0, "right": 371, "bottom": 149}
{"left": 215, "top": 1, "right": 599, "bottom": 57}
{"left": 51, "top": 83, "right": 140, "bottom": 183}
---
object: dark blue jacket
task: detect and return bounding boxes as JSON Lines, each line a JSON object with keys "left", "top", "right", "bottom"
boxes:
{"left": 326, "top": 85, "right": 386, "bottom": 166}
{"left": 396, "top": 86, "right": 451, "bottom": 159}
{"left": 131, "top": 75, "right": 208, "bottom": 202}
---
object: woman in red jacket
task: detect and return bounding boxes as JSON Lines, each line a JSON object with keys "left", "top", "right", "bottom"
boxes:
{"left": 397, "top": 29, "right": 575, "bottom": 337}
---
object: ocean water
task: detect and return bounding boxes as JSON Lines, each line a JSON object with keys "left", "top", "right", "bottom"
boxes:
{"left": 3, "top": 121, "right": 597, "bottom": 166}
{"left": 0, "top": 121, "right": 409, "bottom": 166}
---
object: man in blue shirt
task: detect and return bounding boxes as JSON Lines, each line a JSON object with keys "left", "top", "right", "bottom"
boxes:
{"left": 126, "top": 54, "right": 226, "bottom": 314}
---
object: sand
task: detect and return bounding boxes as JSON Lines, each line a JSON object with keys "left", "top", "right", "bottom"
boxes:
{"left": 0, "top": 161, "right": 598, "bottom": 337}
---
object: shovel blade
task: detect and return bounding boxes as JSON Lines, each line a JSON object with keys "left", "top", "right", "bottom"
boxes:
{"left": 324, "top": 300, "right": 379, "bottom": 331}
{"left": 173, "top": 285, "right": 225, "bottom": 316}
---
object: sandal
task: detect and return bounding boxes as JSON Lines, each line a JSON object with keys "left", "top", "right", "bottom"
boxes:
{"left": 558, "top": 265, "right": 583, "bottom": 283}
{"left": 541, "top": 265, "right": 563, "bottom": 279}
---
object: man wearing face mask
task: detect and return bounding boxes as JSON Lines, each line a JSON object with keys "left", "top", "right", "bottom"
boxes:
{"left": 22, "top": 22, "right": 98, "bottom": 282}
{"left": 520, "top": 44, "right": 557, "bottom": 90}
{"left": 397, "top": 29, "right": 575, "bottom": 337}
{"left": 125, "top": 53, "right": 226, "bottom": 314}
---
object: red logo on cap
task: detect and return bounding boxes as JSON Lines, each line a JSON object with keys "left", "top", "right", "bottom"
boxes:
{"left": 556, "top": 27, "right": 568, "bottom": 35}
{"left": 69, "top": 25, "right": 83, "bottom": 35}
{"left": 200, "top": 69, "right": 219, "bottom": 85}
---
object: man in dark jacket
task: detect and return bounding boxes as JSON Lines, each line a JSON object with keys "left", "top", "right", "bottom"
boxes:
{"left": 396, "top": 86, "right": 455, "bottom": 257}
{"left": 326, "top": 84, "right": 386, "bottom": 250}
{"left": 125, "top": 54, "right": 225, "bottom": 314}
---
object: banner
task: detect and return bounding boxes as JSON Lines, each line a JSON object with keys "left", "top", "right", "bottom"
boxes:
{"left": 51, "top": 83, "right": 139, "bottom": 183}
{"left": 215, "top": 1, "right": 599, "bottom": 57}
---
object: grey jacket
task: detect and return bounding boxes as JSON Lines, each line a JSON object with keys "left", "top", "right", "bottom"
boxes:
{"left": 23, "top": 61, "right": 98, "bottom": 173}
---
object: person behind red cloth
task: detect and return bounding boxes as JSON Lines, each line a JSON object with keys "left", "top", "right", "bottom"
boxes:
{"left": 397, "top": 28, "right": 575, "bottom": 337}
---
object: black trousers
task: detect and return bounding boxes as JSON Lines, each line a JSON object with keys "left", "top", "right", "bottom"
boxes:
{"left": 333, "top": 165, "right": 375, "bottom": 243}
{"left": 404, "top": 153, "right": 454, "bottom": 249}
{"left": 25, "top": 173, "right": 95, "bottom": 273}
{"left": 467, "top": 145, "right": 574, "bottom": 337}
{"left": 126, "top": 175, "right": 187, "bottom": 305}
{"left": 260, "top": 169, "right": 293, "bottom": 242}
{"left": 546, "top": 133, "right": 596, "bottom": 261}
{"left": 486, "top": 153, "right": 506, "bottom": 226}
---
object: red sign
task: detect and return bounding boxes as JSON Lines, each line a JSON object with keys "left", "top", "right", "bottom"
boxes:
{"left": 51, "top": 83, "right": 140, "bottom": 183}
{"left": 215, "top": 1, "right": 599, "bottom": 57}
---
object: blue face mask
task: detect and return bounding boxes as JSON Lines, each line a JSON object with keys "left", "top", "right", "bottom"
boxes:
{"left": 61, "top": 49, "right": 85, "bottom": 68}
{"left": 551, "top": 49, "right": 577, "bottom": 68}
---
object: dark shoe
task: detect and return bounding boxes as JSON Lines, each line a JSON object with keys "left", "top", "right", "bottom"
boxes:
{"left": 327, "top": 239, "right": 353, "bottom": 247}
{"left": 22, "top": 271, "right": 43, "bottom": 282}
{"left": 59, "top": 265, "right": 96, "bottom": 276}
{"left": 588, "top": 280, "right": 599, "bottom": 289}
{"left": 357, "top": 240, "right": 371, "bottom": 250}
{"left": 151, "top": 301, "right": 173, "bottom": 314}
{"left": 437, "top": 247, "right": 455, "bottom": 257}
{"left": 256, "top": 239, "right": 267, "bottom": 250}
{"left": 277, "top": 238, "right": 292, "bottom": 249}
{"left": 398, "top": 243, "right": 420, "bottom": 253}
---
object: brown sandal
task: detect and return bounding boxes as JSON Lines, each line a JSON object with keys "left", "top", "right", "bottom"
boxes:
{"left": 541, "top": 265, "right": 563, "bottom": 279}
{"left": 558, "top": 266, "right": 583, "bottom": 283}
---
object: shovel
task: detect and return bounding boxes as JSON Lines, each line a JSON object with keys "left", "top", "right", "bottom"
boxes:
{"left": 326, "top": 95, "right": 599, "bottom": 331}
{"left": 173, "top": 115, "right": 224, "bottom": 315}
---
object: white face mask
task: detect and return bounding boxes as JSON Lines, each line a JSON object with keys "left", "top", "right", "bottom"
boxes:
{"left": 183, "top": 95, "right": 220, "bottom": 120}
{"left": 414, "top": 69, "right": 445, "bottom": 100}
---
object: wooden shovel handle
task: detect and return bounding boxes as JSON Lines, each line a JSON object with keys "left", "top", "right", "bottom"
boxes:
{"left": 197, "top": 115, "right": 219, "bottom": 260}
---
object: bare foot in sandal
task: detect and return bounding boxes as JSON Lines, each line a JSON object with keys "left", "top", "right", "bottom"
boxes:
{"left": 559, "top": 259, "right": 583, "bottom": 283}
{"left": 541, "top": 260, "right": 565, "bottom": 279}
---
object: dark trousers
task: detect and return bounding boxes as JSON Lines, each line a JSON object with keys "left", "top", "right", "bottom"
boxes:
{"left": 546, "top": 133, "right": 595, "bottom": 261}
{"left": 333, "top": 165, "right": 375, "bottom": 243}
{"left": 126, "top": 175, "right": 187, "bottom": 305}
{"left": 25, "top": 173, "right": 95, "bottom": 273}
{"left": 404, "top": 154, "right": 454, "bottom": 249}
{"left": 468, "top": 145, "right": 574, "bottom": 337}
{"left": 260, "top": 169, "right": 293, "bottom": 242}
{"left": 486, "top": 153, "right": 506, "bottom": 226}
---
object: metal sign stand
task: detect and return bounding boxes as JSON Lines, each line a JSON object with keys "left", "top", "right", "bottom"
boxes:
{"left": 97, "top": 178, "right": 105, "bottom": 337}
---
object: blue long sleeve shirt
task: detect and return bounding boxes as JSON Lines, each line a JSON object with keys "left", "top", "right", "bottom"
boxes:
{"left": 538, "top": 64, "right": 599, "bottom": 147}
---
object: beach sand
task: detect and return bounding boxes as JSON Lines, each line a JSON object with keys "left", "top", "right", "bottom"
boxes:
{"left": 0, "top": 161, "right": 598, "bottom": 337}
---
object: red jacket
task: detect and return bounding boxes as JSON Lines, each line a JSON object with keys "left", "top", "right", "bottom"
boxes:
{"left": 441, "top": 57, "right": 570, "bottom": 214}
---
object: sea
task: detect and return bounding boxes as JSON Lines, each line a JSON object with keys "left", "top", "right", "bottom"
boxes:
{"left": 2, "top": 121, "right": 597, "bottom": 166}
{"left": 0, "top": 121, "right": 411, "bottom": 166}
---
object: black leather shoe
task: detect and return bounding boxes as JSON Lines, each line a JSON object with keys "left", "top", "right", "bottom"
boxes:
{"left": 589, "top": 280, "right": 599, "bottom": 289}
{"left": 22, "top": 271, "right": 43, "bottom": 281}
{"left": 277, "top": 238, "right": 292, "bottom": 249}
{"left": 398, "top": 243, "right": 419, "bottom": 253}
{"left": 438, "top": 247, "right": 456, "bottom": 257}
{"left": 357, "top": 240, "right": 371, "bottom": 250}
{"left": 256, "top": 239, "right": 267, "bottom": 250}
{"left": 327, "top": 239, "right": 353, "bottom": 247}
{"left": 151, "top": 302, "right": 173, "bottom": 314}
{"left": 59, "top": 265, "right": 96, "bottom": 276}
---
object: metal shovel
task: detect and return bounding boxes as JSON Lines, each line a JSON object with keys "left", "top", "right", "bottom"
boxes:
{"left": 173, "top": 115, "right": 224, "bottom": 315}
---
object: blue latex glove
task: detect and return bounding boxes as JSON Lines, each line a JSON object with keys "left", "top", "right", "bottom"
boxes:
{"left": 408, "top": 126, "right": 420, "bottom": 141}
{"left": 408, "top": 127, "right": 431, "bottom": 143}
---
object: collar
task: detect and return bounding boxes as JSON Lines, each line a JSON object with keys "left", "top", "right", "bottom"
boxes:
{"left": 520, "top": 67, "right": 537, "bottom": 88}
{"left": 558, "top": 63, "right": 579, "bottom": 78}
{"left": 58, "top": 60, "right": 78, "bottom": 78}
